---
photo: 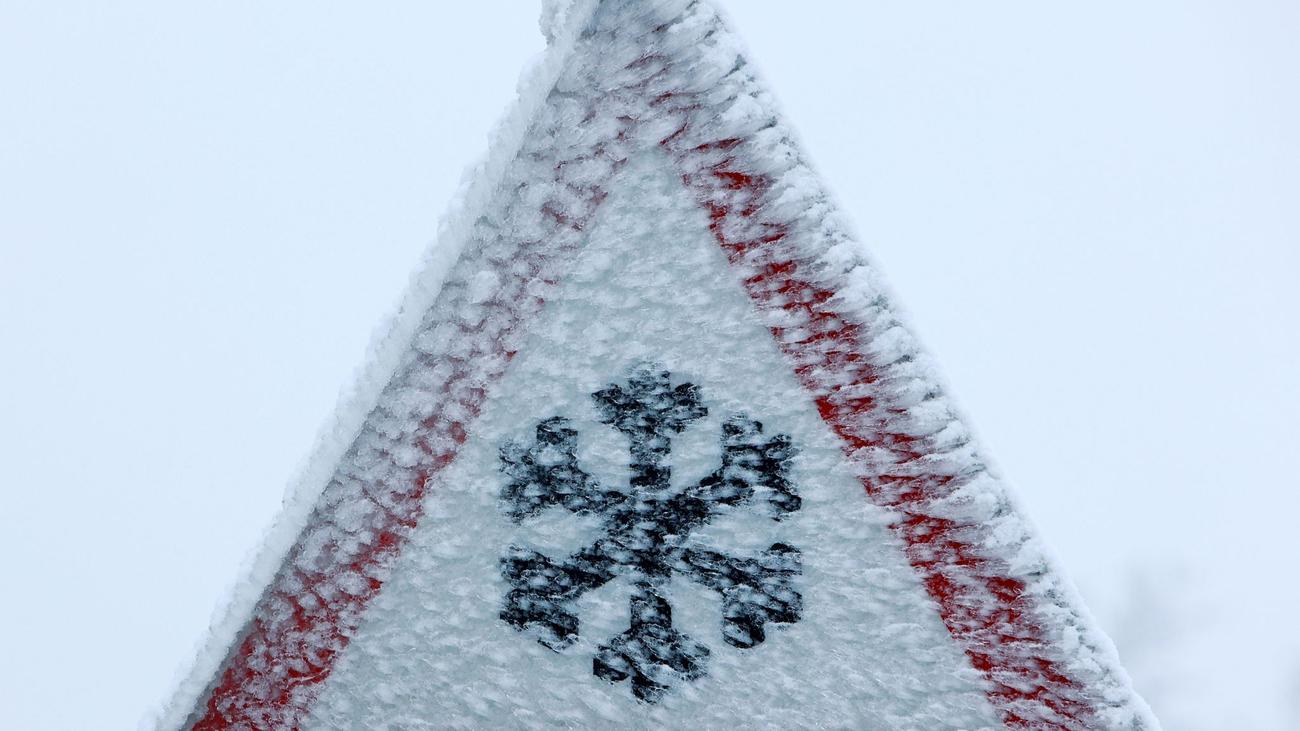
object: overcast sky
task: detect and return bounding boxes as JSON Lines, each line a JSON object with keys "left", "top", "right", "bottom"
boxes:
{"left": 2, "top": 1, "right": 1297, "bottom": 729}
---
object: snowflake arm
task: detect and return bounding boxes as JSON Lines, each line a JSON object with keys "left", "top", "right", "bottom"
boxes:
{"left": 692, "top": 416, "right": 801, "bottom": 517}
{"left": 500, "top": 417, "right": 623, "bottom": 521}
{"left": 678, "top": 543, "right": 803, "bottom": 649}
{"left": 500, "top": 540, "right": 622, "bottom": 650}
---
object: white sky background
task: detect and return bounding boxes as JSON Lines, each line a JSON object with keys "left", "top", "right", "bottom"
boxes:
{"left": 0, "top": 1, "right": 1296, "bottom": 729}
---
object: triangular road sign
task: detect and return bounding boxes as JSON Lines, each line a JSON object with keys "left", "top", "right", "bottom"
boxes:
{"left": 168, "top": 2, "right": 1156, "bottom": 729}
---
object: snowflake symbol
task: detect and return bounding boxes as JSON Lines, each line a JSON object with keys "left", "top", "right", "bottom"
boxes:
{"left": 498, "top": 366, "right": 802, "bottom": 702}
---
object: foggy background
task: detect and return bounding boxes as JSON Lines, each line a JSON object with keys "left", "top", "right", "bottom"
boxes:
{"left": 2, "top": 1, "right": 1296, "bottom": 728}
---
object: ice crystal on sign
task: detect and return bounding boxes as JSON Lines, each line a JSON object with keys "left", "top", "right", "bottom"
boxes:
{"left": 499, "top": 366, "right": 803, "bottom": 702}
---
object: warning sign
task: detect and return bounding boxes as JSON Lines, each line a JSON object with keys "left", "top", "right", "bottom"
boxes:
{"left": 171, "top": 2, "right": 1156, "bottom": 729}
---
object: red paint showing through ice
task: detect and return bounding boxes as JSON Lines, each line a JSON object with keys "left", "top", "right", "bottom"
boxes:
{"left": 661, "top": 123, "right": 1095, "bottom": 729}
{"left": 192, "top": 35, "right": 1099, "bottom": 731}
{"left": 191, "top": 182, "right": 611, "bottom": 728}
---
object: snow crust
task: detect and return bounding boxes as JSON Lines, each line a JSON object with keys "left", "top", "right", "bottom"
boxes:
{"left": 539, "top": 0, "right": 580, "bottom": 43}
{"left": 303, "top": 152, "right": 1002, "bottom": 729}
{"left": 166, "top": 0, "right": 1158, "bottom": 728}
{"left": 156, "top": 3, "right": 601, "bottom": 728}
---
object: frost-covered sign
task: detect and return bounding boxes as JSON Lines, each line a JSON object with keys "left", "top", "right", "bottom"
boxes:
{"left": 169, "top": 1, "right": 1156, "bottom": 729}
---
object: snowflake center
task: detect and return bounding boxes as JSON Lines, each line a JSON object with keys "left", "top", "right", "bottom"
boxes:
{"left": 498, "top": 365, "right": 802, "bottom": 702}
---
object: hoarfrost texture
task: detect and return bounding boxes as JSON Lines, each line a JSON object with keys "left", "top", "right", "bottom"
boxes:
{"left": 166, "top": 1, "right": 1157, "bottom": 729}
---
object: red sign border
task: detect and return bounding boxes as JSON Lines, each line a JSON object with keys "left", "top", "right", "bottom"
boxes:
{"left": 190, "top": 7, "right": 1113, "bottom": 730}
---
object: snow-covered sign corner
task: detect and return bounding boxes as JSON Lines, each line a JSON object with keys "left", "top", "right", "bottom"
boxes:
{"left": 539, "top": 0, "right": 581, "bottom": 43}
{"left": 167, "top": 1, "right": 1158, "bottom": 729}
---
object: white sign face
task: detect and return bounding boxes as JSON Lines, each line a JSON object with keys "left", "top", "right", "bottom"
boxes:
{"left": 174, "top": 2, "right": 1153, "bottom": 730}
{"left": 304, "top": 153, "right": 1000, "bottom": 729}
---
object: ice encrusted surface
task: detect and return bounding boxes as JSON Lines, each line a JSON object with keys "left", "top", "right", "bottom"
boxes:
{"left": 304, "top": 153, "right": 1002, "bottom": 729}
{"left": 157, "top": 3, "right": 601, "bottom": 729}
{"left": 167, "top": 0, "right": 1157, "bottom": 729}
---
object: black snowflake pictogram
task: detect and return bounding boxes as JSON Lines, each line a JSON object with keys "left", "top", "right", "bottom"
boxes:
{"left": 498, "top": 366, "right": 802, "bottom": 702}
